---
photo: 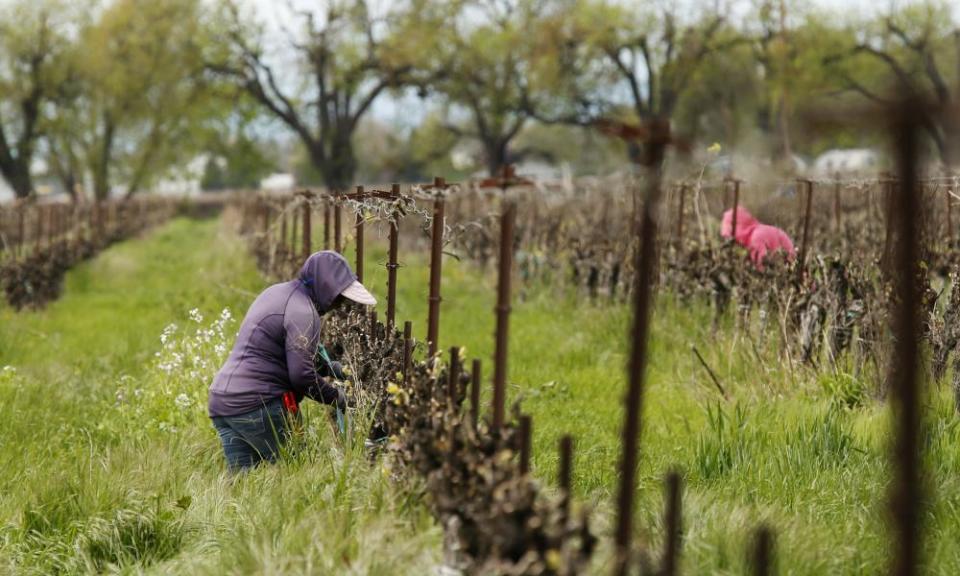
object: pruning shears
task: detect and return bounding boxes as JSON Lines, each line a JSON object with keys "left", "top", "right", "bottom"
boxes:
{"left": 318, "top": 344, "right": 348, "bottom": 437}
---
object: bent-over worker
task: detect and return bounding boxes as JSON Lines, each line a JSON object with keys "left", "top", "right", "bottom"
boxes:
{"left": 208, "top": 251, "right": 376, "bottom": 471}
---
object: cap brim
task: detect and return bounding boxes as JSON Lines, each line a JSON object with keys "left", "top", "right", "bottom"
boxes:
{"left": 341, "top": 280, "right": 377, "bottom": 306}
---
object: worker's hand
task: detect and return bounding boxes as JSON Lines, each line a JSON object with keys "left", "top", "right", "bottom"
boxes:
{"left": 331, "top": 361, "right": 349, "bottom": 381}
{"left": 335, "top": 387, "right": 348, "bottom": 412}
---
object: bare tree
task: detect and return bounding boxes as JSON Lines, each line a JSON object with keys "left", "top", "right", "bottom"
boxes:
{"left": 826, "top": 10, "right": 959, "bottom": 166}
{"left": 209, "top": 1, "right": 413, "bottom": 191}
{"left": 0, "top": 4, "right": 63, "bottom": 199}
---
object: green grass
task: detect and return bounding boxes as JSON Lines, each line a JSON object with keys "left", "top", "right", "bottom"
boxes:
{"left": 0, "top": 219, "right": 440, "bottom": 575}
{"left": 3, "top": 217, "right": 960, "bottom": 574}
{"left": 353, "top": 226, "right": 960, "bottom": 574}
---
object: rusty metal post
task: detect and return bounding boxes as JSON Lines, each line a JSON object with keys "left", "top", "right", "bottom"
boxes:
{"left": 334, "top": 199, "right": 342, "bottom": 254}
{"left": 260, "top": 202, "right": 269, "bottom": 237}
{"left": 946, "top": 183, "right": 953, "bottom": 248}
{"left": 369, "top": 309, "right": 378, "bottom": 337}
{"left": 613, "top": 121, "right": 669, "bottom": 576}
{"left": 518, "top": 414, "right": 532, "bottom": 475}
{"left": 402, "top": 321, "right": 413, "bottom": 386}
{"left": 34, "top": 205, "right": 43, "bottom": 254}
{"left": 559, "top": 435, "right": 573, "bottom": 515}
{"left": 448, "top": 346, "right": 461, "bottom": 402}
{"left": 302, "top": 195, "right": 312, "bottom": 259}
{"left": 751, "top": 526, "right": 773, "bottom": 576}
{"left": 882, "top": 178, "right": 896, "bottom": 271}
{"left": 323, "top": 200, "right": 331, "bottom": 250}
{"left": 492, "top": 201, "right": 516, "bottom": 430}
{"left": 16, "top": 205, "right": 24, "bottom": 260}
{"left": 661, "top": 471, "right": 683, "bottom": 576}
{"left": 796, "top": 179, "right": 814, "bottom": 284}
{"left": 355, "top": 186, "right": 365, "bottom": 282}
{"left": 281, "top": 208, "right": 289, "bottom": 255}
{"left": 889, "top": 101, "right": 924, "bottom": 576}
{"left": 470, "top": 359, "right": 481, "bottom": 429}
{"left": 387, "top": 183, "right": 400, "bottom": 329}
{"left": 833, "top": 176, "right": 842, "bottom": 231}
{"left": 676, "top": 184, "right": 687, "bottom": 243}
{"left": 291, "top": 203, "right": 299, "bottom": 254}
{"left": 731, "top": 179, "right": 741, "bottom": 239}
{"left": 427, "top": 195, "right": 445, "bottom": 357}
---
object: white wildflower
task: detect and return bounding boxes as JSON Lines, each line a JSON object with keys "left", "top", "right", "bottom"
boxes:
{"left": 175, "top": 393, "right": 192, "bottom": 410}
{"left": 189, "top": 308, "right": 203, "bottom": 323}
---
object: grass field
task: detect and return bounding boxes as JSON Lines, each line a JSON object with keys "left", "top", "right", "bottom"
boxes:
{"left": 3, "top": 217, "right": 960, "bottom": 574}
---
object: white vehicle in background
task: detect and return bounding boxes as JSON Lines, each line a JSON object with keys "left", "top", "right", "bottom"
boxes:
{"left": 813, "top": 149, "right": 881, "bottom": 176}
{"left": 259, "top": 173, "right": 296, "bottom": 192}
{"left": 0, "top": 178, "right": 13, "bottom": 203}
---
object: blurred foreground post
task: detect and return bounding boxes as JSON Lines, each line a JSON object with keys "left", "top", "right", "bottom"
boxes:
{"left": 492, "top": 201, "right": 516, "bottom": 430}
{"left": 661, "top": 471, "right": 683, "bottom": 576}
{"left": 751, "top": 525, "right": 774, "bottom": 576}
{"left": 889, "top": 98, "right": 925, "bottom": 576}
{"left": 613, "top": 119, "right": 671, "bottom": 576}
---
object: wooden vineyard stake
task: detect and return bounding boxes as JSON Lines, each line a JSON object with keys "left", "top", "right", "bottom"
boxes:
{"left": 492, "top": 201, "right": 516, "bottom": 430}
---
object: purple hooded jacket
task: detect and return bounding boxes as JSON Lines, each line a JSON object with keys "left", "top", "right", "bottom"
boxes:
{"left": 208, "top": 251, "right": 356, "bottom": 417}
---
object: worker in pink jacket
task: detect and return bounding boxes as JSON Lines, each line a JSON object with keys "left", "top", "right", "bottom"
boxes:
{"left": 721, "top": 207, "right": 796, "bottom": 268}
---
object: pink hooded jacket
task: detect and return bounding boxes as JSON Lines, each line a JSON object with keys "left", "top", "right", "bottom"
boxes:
{"left": 721, "top": 207, "right": 796, "bottom": 268}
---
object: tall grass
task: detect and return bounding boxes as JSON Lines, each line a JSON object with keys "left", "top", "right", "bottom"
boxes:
{"left": 3, "top": 218, "right": 960, "bottom": 573}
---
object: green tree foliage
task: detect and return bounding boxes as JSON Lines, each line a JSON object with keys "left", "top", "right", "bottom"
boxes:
{"left": 409, "top": 0, "right": 566, "bottom": 176}
{"left": 0, "top": 0, "right": 74, "bottom": 199}
{"left": 824, "top": 1, "right": 959, "bottom": 165}
{"left": 210, "top": 0, "right": 421, "bottom": 192}
{"left": 50, "top": 0, "right": 219, "bottom": 200}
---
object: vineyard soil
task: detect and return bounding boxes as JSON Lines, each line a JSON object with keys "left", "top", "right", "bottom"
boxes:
{"left": 2, "top": 218, "right": 960, "bottom": 573}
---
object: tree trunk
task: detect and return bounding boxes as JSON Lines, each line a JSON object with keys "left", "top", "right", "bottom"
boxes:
{"left": 484, "top": 138, "right": 509, "bottom": 177}
{"left": 317, "top": 136, "right": 357, "bottom": 193}
{"left": 93, "top": 119, "right": 116, "bottom": 201}
{"left": 4, "top": 163, "right": 33, "bottom": 199}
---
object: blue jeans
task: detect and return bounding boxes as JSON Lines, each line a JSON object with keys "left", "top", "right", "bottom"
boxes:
{"left": 212, "top": 397, "right": 296, "bottom": 471}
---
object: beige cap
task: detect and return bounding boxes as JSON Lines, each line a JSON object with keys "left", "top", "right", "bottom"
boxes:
{"left": 341, "top": 280, "right": 377, "bottom": 306}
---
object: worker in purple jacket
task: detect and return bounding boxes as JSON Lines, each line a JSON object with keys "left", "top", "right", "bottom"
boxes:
{"left": 208, "top": 251, "right": 376, "bottom": 471}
